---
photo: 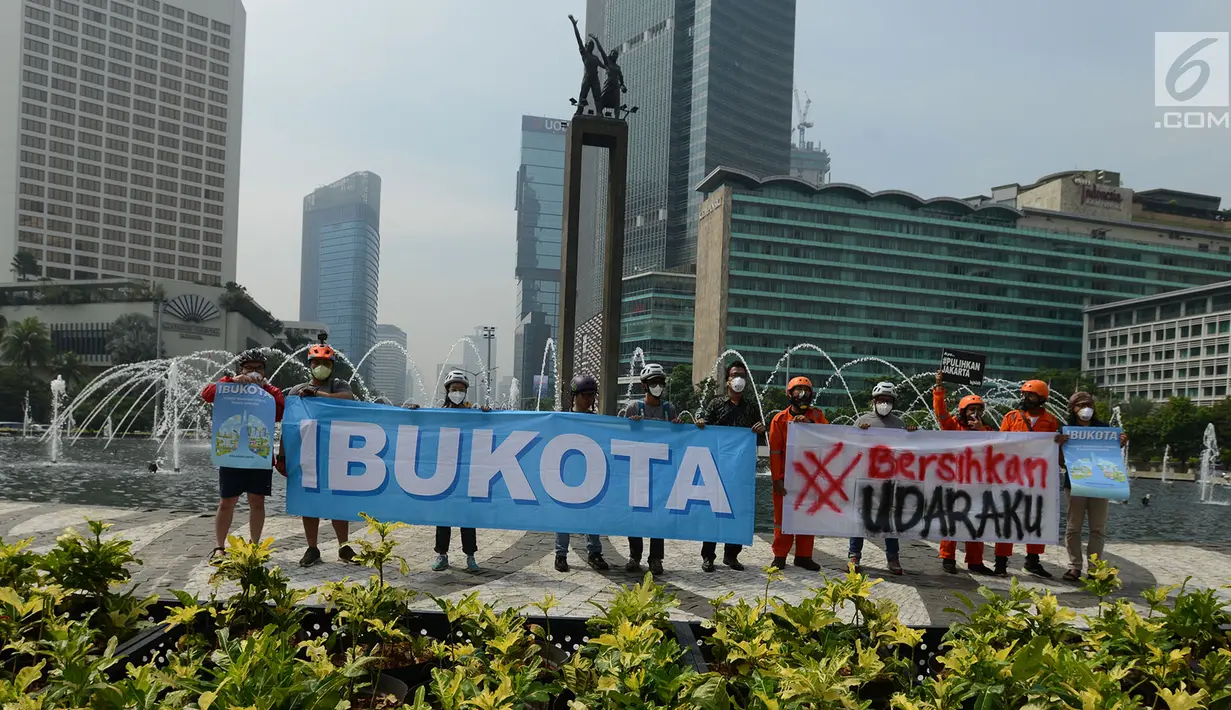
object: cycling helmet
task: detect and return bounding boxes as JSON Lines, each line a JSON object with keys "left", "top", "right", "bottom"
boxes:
{"left": 307, "top": 343, "right": 336, "bottom": 362}
{"left": 443, "top": 370, "right": 470, "bottom": 389}
{"left": 787, "top": 376, "right": 813, "bottom": 392}
{"left": 238, "top": 349, "right": 266, "bottom": 366}
{"left": 571, "top": 373, "right": 599, "bottom": 395}
{"left": 871, "top": 381, "right": 897, "bottom": 401}
{"left": 639, "top": 363, "right": 667, "bottom": 383}
{"left": 1021, "top": 380, "right": 1049, "bottom": 398}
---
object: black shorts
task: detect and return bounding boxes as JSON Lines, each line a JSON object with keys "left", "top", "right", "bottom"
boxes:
{"left": 219, "top": 467, "right": 273, "bottom": 499}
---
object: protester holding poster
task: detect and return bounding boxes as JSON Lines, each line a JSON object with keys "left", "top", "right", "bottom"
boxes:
{"left": 1061, "top": 391, "right": 1128, "bottom": 582}
{"left": 851, "top": 382, "right": 910, "bottom": 575}
{"left": 200, "top": 349, "right": 285, "bottom": 559}
{"left": 768, "top": 376, "right": 827, "bottom": 572}
{"left": 429, "top": 371, "right": 491, "bottom": 573}
{"left": 998, "top": 380, "right": 1061, "bottom": 578}
{"left": 696, "top": 360, "right": 765, "bottom": 573}
{"left": 931, "top": 372, "right": 996, "bottom": 575}
{"left": 553, "top": 373, "right": 610, "bottom": 573}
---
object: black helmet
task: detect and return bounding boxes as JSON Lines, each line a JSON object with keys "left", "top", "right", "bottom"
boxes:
{"left": 238, "top": 349, "right": 266, "bottom": 365}
{"left": 570, "top": 373, "right": 598, "bottom": 395}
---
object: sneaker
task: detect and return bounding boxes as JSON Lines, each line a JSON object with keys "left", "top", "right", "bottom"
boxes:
{"left": 465, "top": 555, "right": 479, "bottom": 572}
{"left": 1024, "top": 554, "right": 1053, "bottom": 579}
{"left": 968, "top": 563, "right": 995, "bottom": 575}
{"left": 587, "top": 553, "right": 610, "bottom": 571}
{"left": 701, "top": 557, "right": 716, "bottom": 573}
{"left": 848, "top": 555, "right": 862, "bottom": 573}
{"left": 793, "top": 556, "right": 821, "bottom": 572}
{"left": 431, "top": 554, "right": 449, "bottom": 571}
{"left": 887, "top": 557, "right": 904, "bottom": 576}
{"left": 299, "top": 546, "right": 322, "bottom": 567}
{"left": 338, "top": 545, "right": 357, "bottom": 564}
{"left": 624, "top": 558, "right": 642, "bottom": 573}
{"left": 648, "top": 558, "right": 664, "bottom": 576}
{"left": 941, "top": 558, "right": 958, "bottom": 574}
{"left": 723, "top": 555, "right": 745, "bottom": 571}
{"left": 555, "top": 555, "right": 569, "bottom": 573}
{"left": 771, "top": 556, "right": 788, "bottom": 570}
{"left": 994, "top": 555, "right": 1009, "bottom": 577}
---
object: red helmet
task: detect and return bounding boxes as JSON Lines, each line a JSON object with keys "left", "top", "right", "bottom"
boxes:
{"left": 1021, "top": 380, "right": 1049, "bottom": 398}
{"left": 958, "top": 394, "right": 984, "bottom": 411}
{"left": 787, "top": 376, "right": 813, "bottom": 392}
{"left": 307, "top": 343, "right": 335, "bottom": 362}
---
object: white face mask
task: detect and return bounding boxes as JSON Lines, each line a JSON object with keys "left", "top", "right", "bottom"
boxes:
{"left": 1077, "top": 407, "right": 1094, "bottom": 421}
{"left": 447, "top": 391, "right": 466, "bottom": 405}
{"left": 875, "top": 402, "right": 893, "bottom": 417}
{"left": 648, "top": 385, "right": 665, "bottom": 398}
{"left": 730, "top": 377, "right": 747, "bottom": 393}
{"left": 311, "top": 365, "right": 332, "bottom": 381}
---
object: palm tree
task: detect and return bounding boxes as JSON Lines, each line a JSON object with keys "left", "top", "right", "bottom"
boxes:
{"left": 1, "top": 317, "right": 53, "bottom": 370}
{"left": 9, "top": 251, "right": 40, "bottom": 281}
{"left": 51, "top": 351, "right": 87, "bottom": 392}
{"left": 107, "top": 313, "right": 159, "bottom": 365}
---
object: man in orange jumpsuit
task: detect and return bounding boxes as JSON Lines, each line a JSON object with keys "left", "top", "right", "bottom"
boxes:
{"left": 768, "top": 376, "right": 829, "bottom": 571}
{"left": 932, "top": 371, "right": 995, "bottom": 574}
{"left": 997, "top": 379, "right": 1061, "bottom": 578}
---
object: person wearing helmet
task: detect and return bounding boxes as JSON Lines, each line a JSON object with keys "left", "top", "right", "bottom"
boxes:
{"left": 621, "top": 363, "right": 681, "bottom": 575}
{"left": 768, "top": 376, "right": 829, "bottom": 571}
{"left": 283, "top": 339, "right": 358, "bottom": 567}
{"left": 430, "top": 370, "right": 490, "bottom": 572}
{"left": 852, "top": 381, "right": 910, "bottom": 575}
{"left": 932, "top": 370, "right": 996, "bottom": 575}
{"left": 696, "top": 360, "right": 765, "bottom": 573}
{"left": 996, "top": 379, "right": 1062, "bottom": 578}
{"left": 200, "top": 349, "right": 285, "bottom": 559}
{"left": 1061, "top": 392, "right": 1126, "bottom": 582}
{"left": 554, "top": 373, "right": 610, "bottom": 573}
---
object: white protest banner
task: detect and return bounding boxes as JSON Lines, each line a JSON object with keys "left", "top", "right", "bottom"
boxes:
{"left": 782, "top": 426, "right": 1060, "bottom": 545}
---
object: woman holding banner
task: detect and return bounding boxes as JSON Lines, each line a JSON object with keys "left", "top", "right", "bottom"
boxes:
{"left": 997, "top": 380, "right": 1062, "bottom": 578}
{"left": 931, "top": 371, "right": 996, "bottom": 575}
{"left": 1062, "top": 392, "right": 1127, "bottom": 582}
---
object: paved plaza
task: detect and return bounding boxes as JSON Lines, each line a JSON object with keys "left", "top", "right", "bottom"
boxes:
{"left": 2, "top": 500, "right": 1227, "bottom": 625}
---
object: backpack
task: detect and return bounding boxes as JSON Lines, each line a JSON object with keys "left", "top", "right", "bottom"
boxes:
{"left": 637, "top": 400, "right": 672, "bottom": 421}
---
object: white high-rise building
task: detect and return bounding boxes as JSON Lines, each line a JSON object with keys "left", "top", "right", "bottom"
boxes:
{"left": 2, "top": 0, "right": 246, "bottom": 285}
{"left": 370, "top": 323, "right": 407, "bottom": 405}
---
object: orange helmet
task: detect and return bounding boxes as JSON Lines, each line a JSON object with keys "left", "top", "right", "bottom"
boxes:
{"left": 958, "top": 394, "right": 984, "bottom": 411}
{"left": 1021, "top": 380, "right": 1049, "bottom": 398}
{"left": 307, "top": 343, "right": 335, "bottom": 362}
{"left": 787, "top": 376, "right": 813, "bottom": 392}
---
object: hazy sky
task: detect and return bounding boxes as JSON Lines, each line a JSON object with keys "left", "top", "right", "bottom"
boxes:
{"left": 233, "top": 0, "right": 1231, "bottom": 382}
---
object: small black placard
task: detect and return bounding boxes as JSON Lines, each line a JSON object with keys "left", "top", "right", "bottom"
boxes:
{"left": 940, "top": 349, "right": 986, "bottom": 387}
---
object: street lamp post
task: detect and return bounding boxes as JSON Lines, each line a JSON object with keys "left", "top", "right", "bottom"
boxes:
{"left": 481, "top": 326, "right": 496, "bottom": 406}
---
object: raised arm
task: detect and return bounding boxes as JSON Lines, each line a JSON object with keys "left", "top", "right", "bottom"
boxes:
{"left": 591, "top": 35, "right": 609, "bottom": 67}
{"left": 569, "top": 15, "right": 585, "bottom": 53}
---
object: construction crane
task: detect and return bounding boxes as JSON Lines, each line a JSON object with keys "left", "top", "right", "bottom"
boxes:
{"left": 793, "top": 88, "right": 813, "bottom": 149}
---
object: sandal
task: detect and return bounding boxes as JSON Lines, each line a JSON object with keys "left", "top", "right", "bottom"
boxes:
{"left": 1062, "top": 568, "right": 1081, "bottom": 582}
{"left": 209, "top": 546, "right": 227, "bottom": 560}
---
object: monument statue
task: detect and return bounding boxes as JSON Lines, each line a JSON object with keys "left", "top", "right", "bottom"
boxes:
{"left": 591, "top": 35, "right": 627, "bottom": 118}
{"left": 569, "top": 14, "right": 603, "bottom": 116}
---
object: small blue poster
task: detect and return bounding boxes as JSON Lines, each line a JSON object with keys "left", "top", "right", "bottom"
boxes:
{"left": 210, "top": 382, "right": 276, "bottom": 469}
{"left": 1061, "top": 426, "right": 1129, "bottom": 500}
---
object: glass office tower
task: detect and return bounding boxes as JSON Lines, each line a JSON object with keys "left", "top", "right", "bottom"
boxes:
{"left": 300, "top": 171, "right": 380, "bottom": 381}
{"left": 513, "top": 116, "right": 567, "bottom": 403}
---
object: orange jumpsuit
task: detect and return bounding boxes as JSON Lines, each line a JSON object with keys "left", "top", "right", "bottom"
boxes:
{"left": 769, "top": 406, "right": 829, "bottom": 559}
{"left": 997, "top": 408, "right": 1060, "bottom": 558}
{"left": 932, "top": 386, "right": 989, "bottom": 565}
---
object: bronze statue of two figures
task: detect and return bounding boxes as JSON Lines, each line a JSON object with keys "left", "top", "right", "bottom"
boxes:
{"left": 569, "top": 14, "right": 634, "bottom": 120}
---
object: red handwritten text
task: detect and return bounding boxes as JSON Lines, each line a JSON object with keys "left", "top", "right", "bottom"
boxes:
{"left": 867, "top": 445, "right": 1048, "bottom": 489}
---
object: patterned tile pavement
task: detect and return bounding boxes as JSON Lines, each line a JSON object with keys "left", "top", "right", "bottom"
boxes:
{"left": 2, "top": 501, "right": 1228, "bottom": 625}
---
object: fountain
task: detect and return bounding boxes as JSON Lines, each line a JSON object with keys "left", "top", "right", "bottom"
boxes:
{"left": 507, "top": 377, "right": 521, "bottom": 411}
{"left": 1161, "top": 445, "right": 1170, "bottom": 485}
{"left": 535, "top": 338, "right": 560, "bottom": 412}
{"left": 1198, "top": 423, "right": 1228, "bottom": 505}
{"left": 21, "top": 391, "right": 31, "bottom": 438}
{"left": 48, "top": 376, "right": 67, "bottom": 464}
{"left": 103, "top": 415, "right": 115, "bottom": 443}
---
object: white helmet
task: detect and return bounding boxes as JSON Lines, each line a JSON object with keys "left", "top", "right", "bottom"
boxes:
{"left": 639, "top": 363, "right": 667, "bottom": 382}
{"left": 443, "top": 370, "right": 469, "bottom": 389}
{"left": 871, "top": 381, "right": 897, "bottom": 400}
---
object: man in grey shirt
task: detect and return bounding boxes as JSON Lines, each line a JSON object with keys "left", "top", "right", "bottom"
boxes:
{"left": 850, "top": 381, "right": 915, "bottom": 575}
{"left": 622, "top": 364, "right": 681, "bottom": 575}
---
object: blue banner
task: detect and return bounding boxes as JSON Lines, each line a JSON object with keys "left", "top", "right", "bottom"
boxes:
{"left": 210, "top": 382, "right": 277, "bottom": 469}
{"left": 282, "top": 398, "right": 757, "bottom": 544}
{"left": 1061, "top": 426, "right": 1129, "bottom": 500}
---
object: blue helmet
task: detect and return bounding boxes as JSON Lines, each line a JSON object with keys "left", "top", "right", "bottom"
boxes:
{"left": 570, "top": 373, "right": 598, "bottom": 395}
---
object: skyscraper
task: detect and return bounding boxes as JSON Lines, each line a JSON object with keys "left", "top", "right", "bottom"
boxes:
{"left": 371, "top": 323, "right": 407, "bottom": 405}
{"left": 300, "top": 171, "right": 380, "bottom": 381}
{"left": 513, "top": 115, "right": 566, "bottom": 404}
{"left": 3, "top": 0, "right": 247, "bottom": 285}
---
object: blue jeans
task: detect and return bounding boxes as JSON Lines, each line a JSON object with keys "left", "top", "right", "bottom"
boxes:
{"left": 848, "top": 537, "right": 899, "bottom": 559}
{"left": 555, "top": 533, "right": 602, "bottom": 556}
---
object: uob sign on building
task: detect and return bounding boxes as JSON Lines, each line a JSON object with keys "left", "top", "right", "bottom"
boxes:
{"left": 282, "top": 399, "right": 757, "bottom": 544}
